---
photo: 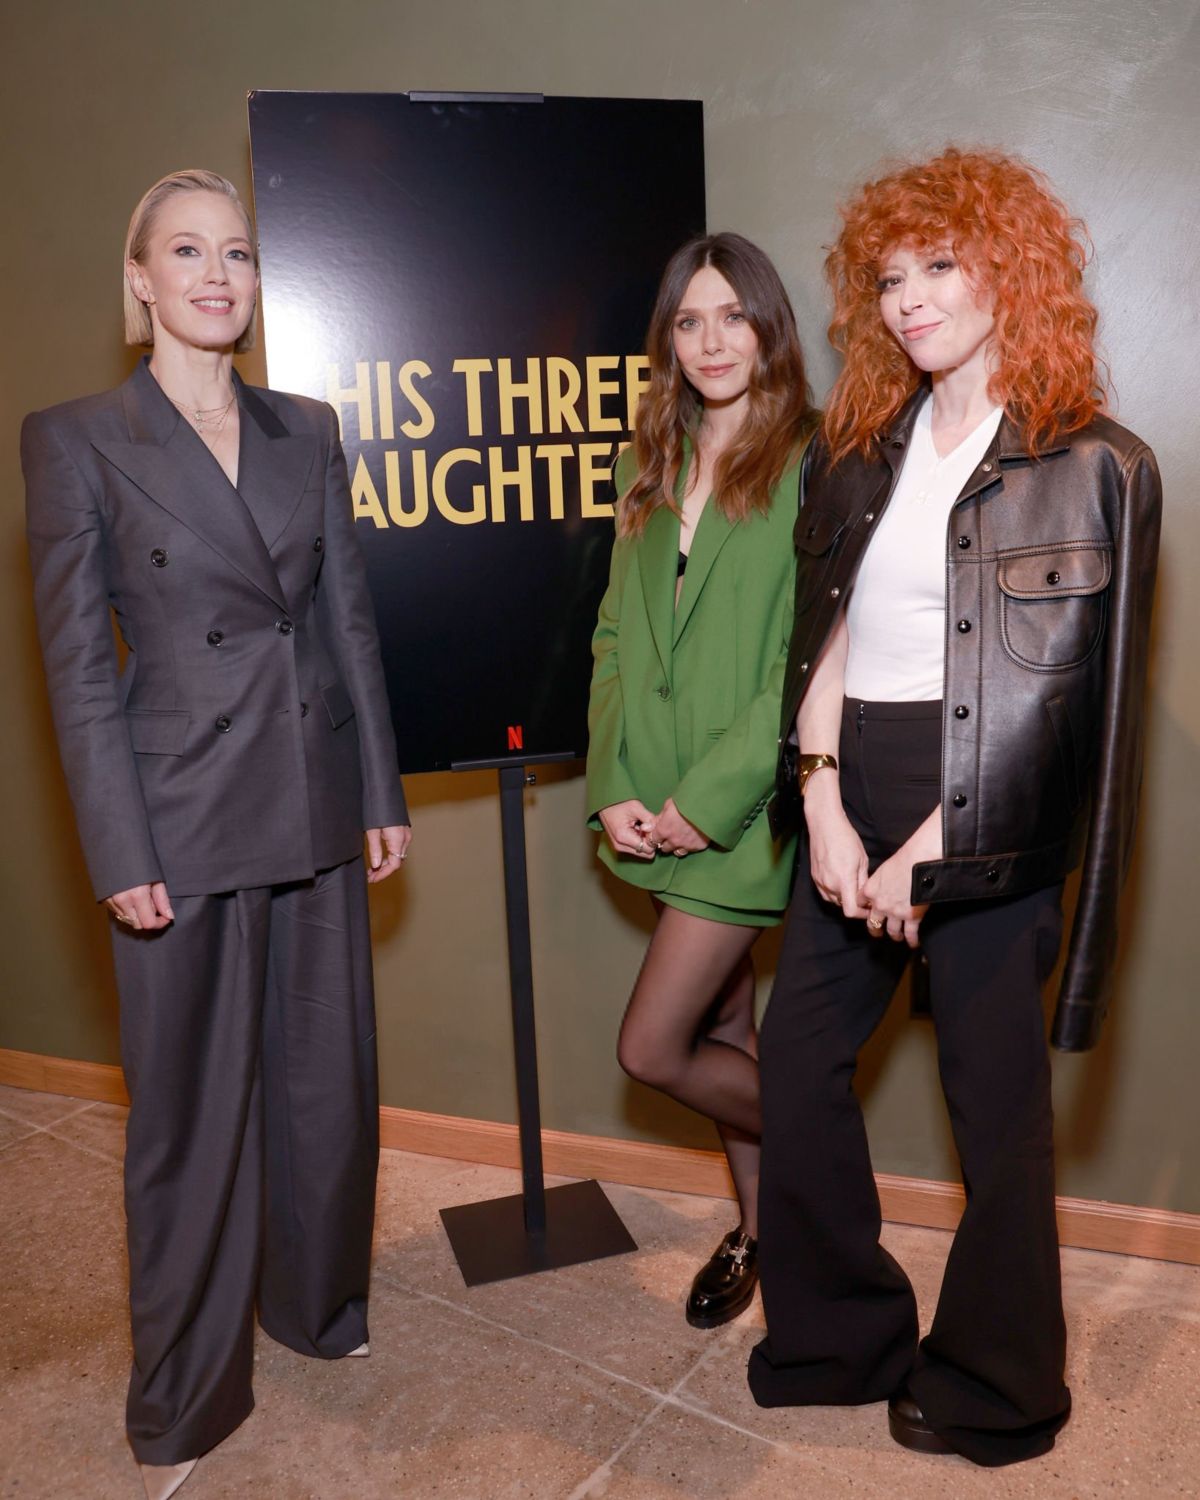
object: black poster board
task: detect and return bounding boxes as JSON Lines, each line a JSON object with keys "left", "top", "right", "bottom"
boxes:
{"left": 249, "top": 92, "right": 705, "bottom": 772}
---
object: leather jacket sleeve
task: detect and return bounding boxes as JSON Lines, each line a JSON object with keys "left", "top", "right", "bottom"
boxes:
{"left": 1052, "top": 441, "right": 1162, "bottom": 1051}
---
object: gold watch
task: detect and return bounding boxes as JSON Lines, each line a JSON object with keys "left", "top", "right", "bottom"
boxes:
{"left": 797, "top": 753, "right": 838, "bottom": 795}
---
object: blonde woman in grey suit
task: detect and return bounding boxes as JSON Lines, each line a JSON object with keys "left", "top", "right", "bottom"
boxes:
{"left": 22, "top": 170, "right": 410, "bottom": 1499}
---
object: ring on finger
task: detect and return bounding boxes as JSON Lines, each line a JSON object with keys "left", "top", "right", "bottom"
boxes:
{"left": 868, "top": 916, "right": 884, "bottom": 930}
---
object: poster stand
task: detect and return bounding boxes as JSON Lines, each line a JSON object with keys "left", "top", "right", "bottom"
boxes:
{"left": 438, "top": 755, "right": 637, "bottom": 1285}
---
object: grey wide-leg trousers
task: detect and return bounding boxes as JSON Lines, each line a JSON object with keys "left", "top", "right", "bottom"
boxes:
{"left": 110, "top": 856, "right": 378, "bottom": 1465}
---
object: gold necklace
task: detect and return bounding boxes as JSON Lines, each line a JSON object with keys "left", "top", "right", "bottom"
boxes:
{"left": 167, "top": 391, "right": 236, "bottom": 431}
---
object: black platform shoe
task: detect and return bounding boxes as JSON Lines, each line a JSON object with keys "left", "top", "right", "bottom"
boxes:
{"left": 887, "top": 1387, "right": 952, "bottom": 1455}
{"left": 685, "top": 1228, "right": 758, "bottom": 1328}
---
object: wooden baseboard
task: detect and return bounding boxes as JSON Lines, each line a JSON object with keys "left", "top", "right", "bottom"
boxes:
{"left": 4, "top": 1047, "right": 1198, "bottom": 1266}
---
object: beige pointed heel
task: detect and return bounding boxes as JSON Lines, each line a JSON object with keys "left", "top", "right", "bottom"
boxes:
{"left": 346, "top": 1342, "right": 370, "bottom": 1356}
{"left": 139, "top": 1458, "right": 198, "bottom": 1500}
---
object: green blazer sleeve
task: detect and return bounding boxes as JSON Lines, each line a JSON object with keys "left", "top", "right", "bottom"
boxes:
{"left": 672, "top": 561, "right": 794, "bottom": 850}
{"left": 585, "top": 527, "right": 640, "bottom": 826}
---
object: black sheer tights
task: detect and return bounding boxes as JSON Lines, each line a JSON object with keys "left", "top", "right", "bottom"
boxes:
{"left": 616, "top": 902, "right": 762, "bottom": 1235}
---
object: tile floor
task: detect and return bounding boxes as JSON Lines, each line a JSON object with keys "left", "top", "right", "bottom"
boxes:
{"left": 1, "top": 1082, "right": 1197, "bottom": 1499}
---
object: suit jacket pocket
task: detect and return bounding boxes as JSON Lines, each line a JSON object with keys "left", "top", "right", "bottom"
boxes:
{"left": 320, "top": 679, "right": 357, "bottom": 729}
{"left": 125, "top": 709, "right": 190, "bottom": 755}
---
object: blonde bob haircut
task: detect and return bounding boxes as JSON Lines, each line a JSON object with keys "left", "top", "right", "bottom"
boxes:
{"left": 124, "top": 169, "right": 258, "bottom": 351}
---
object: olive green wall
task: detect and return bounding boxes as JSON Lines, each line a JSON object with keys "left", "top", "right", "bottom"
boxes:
{"left": 3, "top": 0, "right": 1196, "bottom": 1212}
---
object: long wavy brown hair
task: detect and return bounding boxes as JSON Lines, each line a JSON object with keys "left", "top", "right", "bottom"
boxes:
{"left": 619, "top": 232, "right": 816, "bottom": 535}
{"left": 823, "top": 147, "right": 1106, "bottom": 461}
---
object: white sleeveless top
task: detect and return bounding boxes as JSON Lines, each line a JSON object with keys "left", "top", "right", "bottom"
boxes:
{"left": 844, "top": 395, "right": 1004, "bottom": 702}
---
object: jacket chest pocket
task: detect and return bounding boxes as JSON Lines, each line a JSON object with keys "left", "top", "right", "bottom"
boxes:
{"left": 997, "top": 545, "right": 1110, "bottom": 671}
{"left": 793, "top": 507, "right": 844, "bottom": 614}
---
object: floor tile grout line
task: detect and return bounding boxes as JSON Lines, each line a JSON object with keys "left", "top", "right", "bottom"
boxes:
{"left": 41, "top": 1125, "right": 125, "bottom": 1167}
{"left": 0, "top": 1099, "right": 99, "bottom": 1130}
{"left": 374, "top": 1268, "right": 794, "bottom": 1465}
{"left": 0, "top": 1124, "right": 44, "bottom": 1154}
{"left": 373, "top": 1267, "right": 688, "bottom": 1407}
{"left": 561, "top": 1321, "right": 793, "bottom": 1498}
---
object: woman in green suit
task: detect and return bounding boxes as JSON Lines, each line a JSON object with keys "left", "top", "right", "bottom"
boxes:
{"left": 587, "top": 232, "right": 817, "bottom": 1326}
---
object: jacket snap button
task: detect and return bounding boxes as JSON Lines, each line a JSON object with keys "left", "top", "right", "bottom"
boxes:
{"left": 981, "top": 462, "right": 993, "bottom": 473}
{"left": 956, "top": 619, "right": 972, "bottom": 633}
{"left": 313, "top": 536, "right": 324, "bottom": 552}
{"left": 891, "top": 439, "right": 904, "bottom": 449}
{"left": 954, "top": 704, "right": 969, "bottom": 719}
{"left": 799, "top": 661, "right": 809, "bottom": 673}
{"left": 830, "top": 587, "right": 840, "bottom": 599}
{"left": 1047, "top": 570, "right": 1061, "bottom": 585}
{"left": 952, "top": 793, "right": 967, "bottom": 808}
{"left": 215, "top": 714, "right": 232, "bottom": 733}
{"left": 864, "top": 512, "right": 875, "bottom": 523}
{"left": 206, "top": 629, "right": 224, "bottom": 647}
{"left": 986, "top": 867, "right": 999, "bottom": 882}
{"left": 275, "top": 618, "right": 294, "bottom": 636}
{"left": 150, "top": 548, "right": 168, "bottom": 567}
{"left": 658, "top": 685, "right": 671, "bottom": 700}
{"left": 300, "top": 702, "right": 309, "bottom": 718}
{"left": 957, "top": 535, "right": 971, "bottom": 549}
{"left": 921, "top": 874, "right": 934, "bottom": 889}
{"left": 806, "top": 524, "right": 817, "bottom": 538}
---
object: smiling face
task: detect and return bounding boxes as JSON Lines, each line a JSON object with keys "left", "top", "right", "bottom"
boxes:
{"left": 877, "top": 243, "right": 996, "bottom": 380}
{"left": 126, "top": 190, "right": 258, "bottom": 354}
{"left": 671, "top": 265, "right": 760, "bottom": 408}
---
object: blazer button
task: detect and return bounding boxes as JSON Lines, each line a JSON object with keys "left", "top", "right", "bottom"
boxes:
{"left": 215, "top": 714, "right": 232, "bottom": 733}
{"left": 986, "top": 867, "right": 999, "bottom": 882}
{"left": 206, "top": 629, "right": 224, "bottom": 647}
{"left": 952, "top": 793, "right": 967, "bottom": 808}
{"left": 957, "top": 535, "right": 971, "bottom": 549}
{"left": 275, "top": 618, "right": 294, "bottom": 635}
{"left": 150, "top": 548, "right": 168, "bottom": 567}
{"left": 657, "top": 684, "right": 671, "bottom": 700}
{"left": 313, "top": 535, "right": 324, "bottom": 552}
{"left": 956, "top": 618, "right": 972, "bottom": 633}
{"left": 954, "top": 704, "right": 969, "bottom": 719}
{"left": 1046, "top": 570, "right": 1061, "bottom": 585}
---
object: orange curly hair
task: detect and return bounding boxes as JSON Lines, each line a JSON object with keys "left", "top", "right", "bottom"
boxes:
{"left": 823, "top": 147, "right": 1106, "bottom": 460}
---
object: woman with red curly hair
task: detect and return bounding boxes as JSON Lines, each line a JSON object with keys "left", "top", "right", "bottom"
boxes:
{"left": 747, "top": 149, "right": 1161, "bottom": 1466}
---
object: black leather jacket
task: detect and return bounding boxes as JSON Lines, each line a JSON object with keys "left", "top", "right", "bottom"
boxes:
{"left": 772, "top": 392, "right": 1161, "bottom": 1052}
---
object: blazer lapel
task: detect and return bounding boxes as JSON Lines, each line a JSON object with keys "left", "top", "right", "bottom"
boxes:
{"left": 673, "top": 497, "right": 736, "bottom": 645}
{"left": 91, "top": 361, "right": 292, "bottom": 611}
{"left": 235, "top": 378, "right": 320, "bottom": 552}
{"left": 636, "top": 499, "right": 679, "bottom": 678}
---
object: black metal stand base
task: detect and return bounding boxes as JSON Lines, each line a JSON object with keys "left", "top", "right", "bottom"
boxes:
{"left": 439, "top": 757, "right": 636, "bottom": 1287}
{"left": 439, "top": 1178, "right": 637, "bottom": 1287}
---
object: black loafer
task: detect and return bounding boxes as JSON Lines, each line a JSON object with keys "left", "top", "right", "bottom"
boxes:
{"left": 888, "top": 1387, "right": 952, "bottom": 1455}
{"left": 685, "top": 1229, "right": 757, "bottom": 1328}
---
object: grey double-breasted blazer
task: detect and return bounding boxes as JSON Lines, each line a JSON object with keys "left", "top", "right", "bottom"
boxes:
{"left": 23, "top": 358, "right": 407, "bottom": 901}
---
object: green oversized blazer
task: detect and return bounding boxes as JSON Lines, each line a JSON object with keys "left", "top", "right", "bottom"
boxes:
{"left": 586, "top": 444, "right": 806, "bottom": 924}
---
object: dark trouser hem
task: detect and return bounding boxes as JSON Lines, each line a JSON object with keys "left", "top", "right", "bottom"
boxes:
{"left": 128, "top": 1393, "right": 255, "bottom": 1467}
{"left": 257, "top": 1307, "right": 370, "bottom": 1361}
{"left": 747, "top": 1339, "right": 907, "bottom": 1409}
{"left": 910, "top": 1355, "right": 1071, "bottom": 1468}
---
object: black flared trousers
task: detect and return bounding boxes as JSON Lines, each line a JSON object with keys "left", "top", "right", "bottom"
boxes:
{"left": 749, "top": 700, "right": 1071, "bottom": 1467}
{"left": 111, "top": 856, "right": 379, "bottom": 1465}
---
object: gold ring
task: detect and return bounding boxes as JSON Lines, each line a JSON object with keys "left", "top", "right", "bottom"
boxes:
{"left": 868, "top": 916, "right": 884, "bottom": 930}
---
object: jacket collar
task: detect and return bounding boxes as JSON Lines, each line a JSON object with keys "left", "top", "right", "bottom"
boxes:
{"left": 92, "top": 358, "right": 316, "bottom": 609}
{"left": 877, "top": 386, "right": 1071, "bottom": 504}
